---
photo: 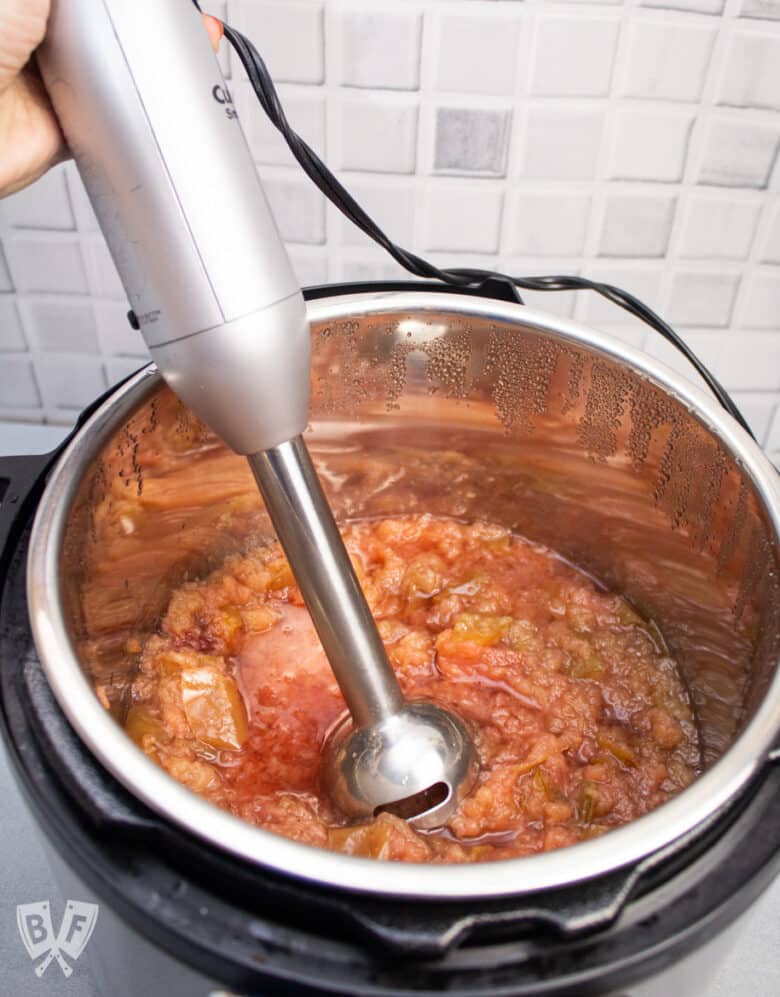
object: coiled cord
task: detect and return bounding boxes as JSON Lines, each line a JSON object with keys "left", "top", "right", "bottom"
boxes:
{"left": 210, "top": 12, "right": 753, "bottom": 439}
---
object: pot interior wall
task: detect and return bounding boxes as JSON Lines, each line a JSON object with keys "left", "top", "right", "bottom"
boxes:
{"left": 60, "top": 305, "right": 779, "bottom": 768}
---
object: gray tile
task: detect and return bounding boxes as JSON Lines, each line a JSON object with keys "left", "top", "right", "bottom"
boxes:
{"left": 434, "top": 107, "right": 510, "bottom": 175}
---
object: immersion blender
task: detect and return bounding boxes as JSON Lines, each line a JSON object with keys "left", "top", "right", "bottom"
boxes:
{"left": 38, "top": 0, "right": 477, "bottom": 827}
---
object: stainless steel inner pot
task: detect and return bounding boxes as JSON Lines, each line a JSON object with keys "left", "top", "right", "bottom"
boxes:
{"left": 27, "top": 291, "right": 780, "bottom": 899}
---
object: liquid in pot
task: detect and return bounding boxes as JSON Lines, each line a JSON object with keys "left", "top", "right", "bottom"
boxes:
{"left": 124, "top": 513, "right": 700, "bottom": 863}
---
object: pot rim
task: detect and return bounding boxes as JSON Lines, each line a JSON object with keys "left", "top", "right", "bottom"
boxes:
{"left": 27, "top": 290, "right": 780, "bottom": 900}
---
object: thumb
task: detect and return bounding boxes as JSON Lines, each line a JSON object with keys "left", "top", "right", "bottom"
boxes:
{"left": 0, "top": 0, "right": 50, "bottom": 94}
{"left": 203, "top": 14, "right": 224, "bottom": 52}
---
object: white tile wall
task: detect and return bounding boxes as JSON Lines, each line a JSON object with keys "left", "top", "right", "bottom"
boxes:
{"left": 33, "top": 354, "right": 107, "bottom": 411}
{"left": 1, "top": 168, "right": 75, "bottom": 230}
{"left": 740, "top": 270, "right": 780, "bottom": 326}
{"left": 642, "top": 330, "right": 725, "bottom": 392}
{"left": 422, "top": 183, "right": 504, "bottom": 253}
{"left": 767, "top": 404, "right": 780, "bottom": 450}
{"left": 718, "top": 30, "right": 780, "bottom": 111}
{"left": 82, "top": 237, "right": 125, "bottom": 299}
{"left": 93, "top": 301, "right": 150, "bottom": 358}
{"left": 521, "top": 108, "right": 604, "bottom": 180}
{"left": 434, "top": 10, "right": 522, "bottom": 97}
{"left": 761, "top": 203, "right": 780, "bottom": 262}
{"left": 740, "top": 0, "right": 780, "bottom": 19}
{"left": 506, "top": 192, "right": 591, "bottom": 257}
{"left": 0, "top": 0, "right": 778, "bottom": 455}
{"left": 64, "top": 163, "right": 99, "bottom": 232}
{"left": 261, "top": 175, "right": 327, "bottom": 244}
{"left": 339, "top": 6, "right": 422, "bottom": 91}
{"left": 620, "top": 18, "right": 716, "bottom": 102}
{"left": 608, "top": 108, "right": 694, "bottom": 182}
{"left": 697, "top": 116, "right": 779, "bottom": 188}
{"left": 678, "top": 194, "right": 761, "bottom": 259}
{"left": 720, "top": 331, "right": 780, "bottom": 389}
{"left": 531, "top": 15, "right": 620, "bottom": 97}
{"left": 232, "top": 1, "right": 324, "bottom": 84}
{"left": 582, "top": 264, "right": 664, "bottom": 326}
{"left": 0, "top": 296, "right": 24, "bottom": 352}
{"left": 0, "top": 245, "right": 12, "bottom": 293}
{"left": 20, "top": 297, "right": 99, "bottom": 353}
{"left": 237, "top": 88, "right": 326, "bottom": 166}
{"left": 338, "top": 95, "right": 419, "bottom": 174}
{"left": 335, "top": 179, "right": 416, "bottom": 248}
{"left": 3, "top": 233, "right": 88, "bottom": 295}
{"left": 599, "top": 193, "right": 677, "bottom": 257}
{"left": 666, "top": 269, "right": 741, "bottom": 326}
{"left": 0, "top": 355, "right": 40, "bottom": 409}
{"left": 729, "top": 391, "right": 779, "bottom": 441}
{"left": 105, "top": 356, "right": 149, "bottom": 386}
{"left": 640, "top": 0, "right": 725, "bottom": 13}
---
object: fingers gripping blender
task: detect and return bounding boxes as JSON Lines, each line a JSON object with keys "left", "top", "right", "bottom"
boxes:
{"left": 38, "top": 0, "right": 477, "bottom": 827}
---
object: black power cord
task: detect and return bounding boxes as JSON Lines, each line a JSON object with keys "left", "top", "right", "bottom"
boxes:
{"left": 211, "top": 12, "right": 754, "bottom": 440}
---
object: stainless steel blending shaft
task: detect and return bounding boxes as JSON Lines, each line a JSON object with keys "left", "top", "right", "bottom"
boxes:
{"left": 39, "top": 0, "right": 477, "bottom": 827}
{"left": 250, "top": 440, "right": 477, "bottom": 827}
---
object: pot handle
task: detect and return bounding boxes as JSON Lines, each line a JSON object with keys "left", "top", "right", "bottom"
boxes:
{"left": 334, "top": 864, "right": 641, "bottom": 956}
{"left": 0, "top": 452, "right": 58, "bottom": 582}
{"left": 302, "top": 277, "right": 524, "bottom": 306}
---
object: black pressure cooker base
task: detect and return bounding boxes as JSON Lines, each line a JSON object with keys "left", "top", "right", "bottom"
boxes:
{"left": 2, "top": 493, "right": 780, "bottom": 993}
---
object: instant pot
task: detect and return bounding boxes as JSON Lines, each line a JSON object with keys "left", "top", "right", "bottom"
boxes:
{"left": 1, "top": 283, "right": 779, "bottom": 996}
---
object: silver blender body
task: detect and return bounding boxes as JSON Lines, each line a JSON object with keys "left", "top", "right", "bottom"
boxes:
{"left": 37, "top": 0, "right": 476, "bottom": 827}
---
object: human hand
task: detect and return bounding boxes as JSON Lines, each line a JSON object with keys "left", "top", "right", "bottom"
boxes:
{"left": 0, "top": 0, "right": 224, "bottom": 198}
